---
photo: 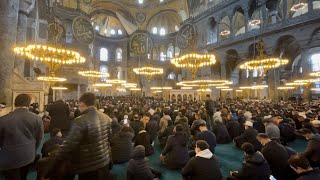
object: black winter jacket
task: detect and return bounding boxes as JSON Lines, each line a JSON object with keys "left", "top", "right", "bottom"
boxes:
{"left": 127, "top": 145, "right": 154, "bottom": 180}
{"left": 232, "top": 151, "right": 271, "bottom": 180}
{"left": 111, "top": 131, "right": 134, "bottom": 163}
{"left": 297, "top": 169, "right": 320, "bottom": 180}
{"left": 162, "top": 131, "right": 189, "bottom": 169}
{"left": 134, "top": 130, "right": 154, "bottom": 156}
{"left": 56, "top": 107, "right": 112, "bottom": 174}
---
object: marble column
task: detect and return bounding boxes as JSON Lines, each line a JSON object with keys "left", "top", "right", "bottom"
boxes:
{"left": 282, "top": 0, "right": 288, "bottom": 20}
{"left": 15, "top": 12, "right": 28, "bottom": 76}
{"left": 261, "top": 2, "right": 267, "bottom": 27}
{"left": 308, "top": 0, "right": 313, "bottom": 12}
{"left": 0, "top": 0, "right": 20, "bottom": 106}
{"left": 300, "top": 49, "right": 312, "bottom": 102}
{"left": 244, "top": 9, "right": 249, "bottom": 33}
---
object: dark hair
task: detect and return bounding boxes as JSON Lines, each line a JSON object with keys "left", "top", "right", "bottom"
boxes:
{"left": 121, "top": 126, "right": 130, "bottom": 132}
{"left": 300, "top": 128, "right": 312, "bottom": 135}
{"left": 79, "top": 92, "right": 96, "bottom": 106}
{"left": 256, "top": 133, "right": 269, "bottom": 140}
{"left": 206, "top": 94, "right": 210, "bottom": 97}
{"left": 143, "top": 112, "right": 151, "bottom": 118}
{"left": 14, "top": 94, "right": 31, "bottom": 107}
{"left": 51, "top": 128, "right": 61, "bottom": 137}
{"left": 288, "top": 154, "right": 311, "bottom": 169}
{"left": 175, "top": 124, "right": 183, "bottom": 132}
{"left": 196, "top": 140, "right": 209, "bottom": 151}
{"left": 168, "top": 120, "right": 173, "bottom": 126}
{"left": 241, "top": 143, "right": 255, "bottom": 155}
{"left": 164, "top": 109, "right": 170, "bottom": 115}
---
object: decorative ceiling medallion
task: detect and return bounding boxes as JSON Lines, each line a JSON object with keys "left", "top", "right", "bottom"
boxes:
{"left": 176, "top": 24, "right": 195, "bottom": 49}
{"left": 72, "top": 16, "right": 94, "bottom": 45}
{"left": 130, "top": 32, "right": 153, "bottom": 56}
{"left": 136, "top": 12, "right": 146, "bottom": 23}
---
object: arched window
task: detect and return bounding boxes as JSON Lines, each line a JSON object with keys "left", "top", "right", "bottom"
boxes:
{"left": 160, "top": 52, "right": 166, "bottom": 61}
{"left": 110, "top": 29, "right": 116, "bottom": 35}
{"left": 152, "top": 27, "right": 157, "bottom": 34}
{"left": 116, "top": 48, "right": 122, "bottom": 61}
{"left": 118, "top": 29, "right": 123, "bottom": 35}
{"left": 117, "top": 67, "right": 122, "bottom": 79}
{"left": 167, "top": 72, "right": 176, "bottom": 80}
{"left": 159, "top": 28, "right": 166, "bottom": 36}
{"left": 100, "top": 48, "right": 108, "bottom": 61}
{"left": 311, "top": 53, "right": 320, "bottom": 71}
{"left": 100, "top": 65, "right": 108, "bottom": 81}
{"left": 167, "top": 45, "right": 174, "bottom": 59}
{"left": 252, "top": 69, "right": 258, "bottom": 77}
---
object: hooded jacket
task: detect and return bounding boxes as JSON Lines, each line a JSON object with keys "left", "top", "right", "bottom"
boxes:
{"left": 232, "top": 151, "right": 271, "bottom": 180}
{"left": 111, "top": 130, "right": 134, "bottom": 163}
{"left": 182, "top": 149, "right": 222, "bottom": 180}
{"left": 162, "top": 131, "right": 189, "bottom": 169}
{"left": 127, "top": 145, "right": 154, "bottom": 180}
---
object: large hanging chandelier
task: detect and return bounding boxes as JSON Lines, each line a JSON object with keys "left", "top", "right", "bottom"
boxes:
{"left": 150, "top": 87, "right": 172, "bottom": 90}
{"left": 122, "top": 83, "right": 138, "bottom": 88}
{"left": 52, "top": 86, "right": 68, "bottom": 90}
{"left": 133, "top": 66, "right": 163, "bottom": 81}
{"left": 104, "top": 79, "right": 127, "bottom": 84}
{"left": 171, "top": 53, "right": 216, "bottom": 78}
{"left": 177, "top": 80, "right": 232, "bottom": 87}
{"left": 78, "top": 71, "right": 110, "bottom": 78}
{"left": 239, "top": 40, "right": 288, "bottom": 74}
{"left": 277, "top": 86, "right": 295, "bottom": 90}
{"left": 14, "top": 17, "right": 86, "bottom": 83}
{"left": 310, "top": 72, "right": 320, "bottom": 77}
{"left": 239, "top": 85, "right": 268, "bottom": 90}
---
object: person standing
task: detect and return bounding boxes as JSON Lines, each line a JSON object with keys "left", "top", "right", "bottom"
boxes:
{"left": 0, "top": 94, "right": 44, "bottom": 180}
{"left": 205, "top": 94, "right": 215, "bottom": 131}
{"left": 46, "top": 99, "right": 70, "bottom": 136}
{"left": 53, "top": 92, "right": 112, "bottom": 180}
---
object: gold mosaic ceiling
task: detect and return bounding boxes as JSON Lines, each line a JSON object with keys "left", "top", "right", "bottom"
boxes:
{"left": 59, "top": 0, "right": 189, "bottom": 35}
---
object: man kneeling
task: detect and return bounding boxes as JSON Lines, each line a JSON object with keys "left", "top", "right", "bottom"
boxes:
{"left": 181, "top": 140, "right": 223, "bottom": 180}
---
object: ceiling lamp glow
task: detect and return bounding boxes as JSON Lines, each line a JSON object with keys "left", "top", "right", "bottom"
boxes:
{"left": 52, "top": 87, "right": 68, "bottom": 90}
{"left": 249, "top": 19, "right": 261, "bottom": 26}
{"left": 220, "top": 30, "right": 230, "bottom": 36}
{"left": 177, "top": 80, "right": 232, "bottom": 87}
{"left": 130, "top": 88, "right": 141, "bottom": 91}
{"left": 216, "top": 86, "right": 230, "bottom": 89}
{"left": 294, "top": 79, "right": 320, "bottom": 83}
{"left": 236, "top": 90, "right": 243, "bottom": 92}
{"left": 290, "top": 3, "right": 307, "bottom": 11}
{"left": 104, "top": 79, "right": 127, "bottom": 84}
{"left": 310, "top": 72, "right": 320, "bottom": 77}
{"left": 181, "top": 87, "right": 193, "bottom": 90}
{"left": 122, "top": 83, "right": 137, "bottom": 88}
{"left": 171, "top": 53, "right": 216, "bottom": 78}
{"left": 116, "top": 88, "right": 126, "bottom": 92}
{"left": 221, "top": 88, "right": 233, "bottom": 91}
{"left": 93, "top": 83, "right": 112, "bottom": 87}
{"left": 311, "top": 88, "right": 320, "bottom": 91}
{"left": 78, "top": 71, "right": 110, "bottom": 78}
{"left": 37, "top": 76, "right": 67, "bottom": 82}
{"left": 277, "top": 86, "right": 295, "bottom": 90}
{"left": 150, "top": 87, "right": 172, "bottom": 90}
{"left": 285, "top": 82, "right": 307, "bottom": 86}
{"left": 239, "top": 85, "right": 268, "bottom": 89}
{"left": 197, "top": 88, "right": 212, "bottom": 92}
{"left": 133, "top": 67, "right": 163, "bottom": 81}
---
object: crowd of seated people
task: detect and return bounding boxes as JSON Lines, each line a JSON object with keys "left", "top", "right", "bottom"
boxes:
{"left": 2, "top": 94, "right": 320, "bottom": 180}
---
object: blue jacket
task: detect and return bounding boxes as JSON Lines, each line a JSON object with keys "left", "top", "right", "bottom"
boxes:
{"left": 0, "top": 108, "right": 43, "bottom": 170}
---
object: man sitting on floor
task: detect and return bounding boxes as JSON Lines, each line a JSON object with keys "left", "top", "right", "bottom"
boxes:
{"left": 41, "top": 128, "right": 63, "bottom": 158}
{"left": 182, "top": 140, "right": 222, "bottom": 180}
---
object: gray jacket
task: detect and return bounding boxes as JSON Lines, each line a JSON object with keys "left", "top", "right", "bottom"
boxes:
{"left": 265, "top": 123, "right": 280, "bottom": 139}
{"left": 0, "top": 108, "right": 43, "bottom": 170}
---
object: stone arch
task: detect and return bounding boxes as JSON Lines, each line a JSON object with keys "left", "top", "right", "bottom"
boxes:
{"left": 171, "top": 94, "right": 176, "bottom": 100}
{"left": 177, "top": 94, "right": 182, "bottom": 101}
{"left": 274, "top": 35, "right": 300, "bottom": 70}
{"left": 226, "top": 49, "right": 241, "bottom": 80}
{"left": 232, "top": 7, "right": 245, "bottom": 36}
{"left": 183, "top": 94, "right": 188, "bottom": 101}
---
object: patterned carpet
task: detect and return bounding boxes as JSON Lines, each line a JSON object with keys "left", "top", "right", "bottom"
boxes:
{"left": 0, "top": 134, "right": 307, "bottom": 180}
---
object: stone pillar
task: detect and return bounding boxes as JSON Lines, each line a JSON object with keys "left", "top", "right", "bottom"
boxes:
{"left": 261, "top": 2, "right": 267, "bottom": 26}
{"left": 300, "top": 48, "right": 312, "bottom": 102}
{"left": 283, "top": 0, "right": 288, "bottom": 19}
{"left": 0, "top": 0, "right": 20, "bottom": 106}
{"left": 220, "top": 63, "right": 227, "bottom": 79}
{"left": 308, "top": 0, "right": 313, "bottom": 12}
{"left": 229, "top": 14, "right": 234, "bottom": 36}
{"left": 244, "top": 9, "right": 249, "bottom": 33}
{"left": 77, "top": 84, "right": 81, "bottom": 100}
{"left": 15, "top": 12, "right": 28, "bottom": 76}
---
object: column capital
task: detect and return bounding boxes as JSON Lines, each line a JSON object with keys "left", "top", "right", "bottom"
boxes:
{"left": 19, "top": 0, "right": 35, "bottom": 15}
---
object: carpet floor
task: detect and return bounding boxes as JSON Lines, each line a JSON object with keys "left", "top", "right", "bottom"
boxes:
{"left": 0, "top": 134, "right": 307, "bottom": 180}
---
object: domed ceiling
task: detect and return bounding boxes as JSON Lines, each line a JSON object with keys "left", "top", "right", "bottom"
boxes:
{"left": 58, "top": 0, "right": 189, "bottom": 37}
